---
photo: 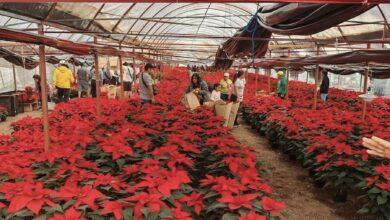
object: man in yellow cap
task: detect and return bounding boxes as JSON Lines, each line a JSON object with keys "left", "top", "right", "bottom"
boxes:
{"left": 276, "top": 70, "right": 287, "bottom": 99}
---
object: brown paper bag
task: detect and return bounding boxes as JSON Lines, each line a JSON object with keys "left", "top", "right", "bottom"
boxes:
{"left": 182, "top": 92, "right": 200, "bottom": 110}
{"left": 227, "top": 102, "right": 240, "bottom": 128}
{"left": 215, "top": 102, "right": 233, "bottom": 127}
{"left": 107, "top": 85, "right": 117, "bottom": 99}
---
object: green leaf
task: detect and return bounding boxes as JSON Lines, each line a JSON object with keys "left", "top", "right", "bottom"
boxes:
{"left": 377, "top": 195, "right": 387, "bottom": 205}
{"left": 123, "top": 207, "right": 134, "bottom": 220}
{"left": 357, "top": 207, "right": 369, "bottom": 214}
{"left": 222, "top": 212, "right": 238, "bottom": 220}
{"left": 159, "top": 207, "right": 173, "bottom": 218}
{"left": 204, "top": 190, "right": 219, "bottom": 199}
{"left": 146, "top": 212, "right": 158, "bottom": 220}
{"left": 252, "top": 200, "right": 262, "bottom": 212}
{"left": 206, "top": 202, "right": 227, "bottom": 213}
{"left": 368, "top": 187, "right": 381, "bottom": 194}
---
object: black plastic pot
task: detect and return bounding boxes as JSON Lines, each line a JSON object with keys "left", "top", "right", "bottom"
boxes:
{"left": 333, "top": 188, "right": 348, "bottom": 203}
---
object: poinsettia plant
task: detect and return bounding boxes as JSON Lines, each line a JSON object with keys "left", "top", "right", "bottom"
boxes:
{"left": 241, "top": 73, "right": 389, "bottom": 218}
{"left": 0, "top": 67, "right": 288, "bottom": 220}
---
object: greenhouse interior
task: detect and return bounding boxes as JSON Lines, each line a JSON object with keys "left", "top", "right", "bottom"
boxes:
{"left": 0, "top": 1, "right": 389, "bottom": 220}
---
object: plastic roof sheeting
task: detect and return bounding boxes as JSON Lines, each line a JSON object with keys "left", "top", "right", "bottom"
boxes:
{"left": 0, "top": 3, "right": 388, "bottom": 64}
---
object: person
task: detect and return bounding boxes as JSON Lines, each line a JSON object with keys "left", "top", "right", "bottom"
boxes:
{"left": 362, "top": 136, "right": 390, "bottom": 159}
{"left": 233, "top": 70, "right": 246, "bottom": 103}
{"left": 220, "top": 72, "right": 233, "bottom": 101}
{"left": 210, "top": 83, "right": 222, "bottom": 102}
{"left": 185, "top": 73, "right": 209, "bottom": 105}
{"left": 76, "top": 63, "right": 90, "bottom": 98}
{"left": 276, "top": 70, "right": 287, "bottom": 99}
{"left": 102, "top": 67, "right": 111, "bottom": 85}
{"left": 233, "top": 70, "right": 246, "bottom": 126}
{"left": 123, "top": 63, "right": 136, "bottom": 98}
{"left": 319, "top": 70, "right": 329, "bottom": 101}
{"left": 33, "top": 74, "right": 42, "bottom": 102}
{"left": 53, "top": 60, "right": 74, "bottom": 103}
{"left": 90, "top": 66, "right": 103, "bottom": 98}
{"left": 139, "top": 63, "right": 156, "bottom": 106}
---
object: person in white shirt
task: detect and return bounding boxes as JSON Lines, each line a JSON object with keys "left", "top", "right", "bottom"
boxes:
{"left": 210, "top": 83, "right": 222, "bottom": 102}
{"left": 123, "top": 63, "right": 136, "bottom": 97}
{"left": 233, "top": 70, "right": 246, "bottom": 126}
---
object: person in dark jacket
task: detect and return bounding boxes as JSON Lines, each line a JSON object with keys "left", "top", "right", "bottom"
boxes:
{"left": 185, "top": 73, "right": 209, "bottom": 105}
{"left": 319, "top": 70, "right": 330, "bottom": 101}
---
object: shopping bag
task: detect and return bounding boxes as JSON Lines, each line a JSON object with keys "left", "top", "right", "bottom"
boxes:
{"left": 182, "top": 92, "right": 200, "bottom": 110}
{"left": 215, "top": 102, "right": 233, "bottom": 127}
{"left": 227, "top": 102, "right": 240, "bottom": 128}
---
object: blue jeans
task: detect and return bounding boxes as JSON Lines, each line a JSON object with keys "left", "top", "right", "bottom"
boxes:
{"left": 141, "top": 99, "right": 152, "bottom": 107}
{"left": 320, "top": 93, "right": 328, "bottom": 101}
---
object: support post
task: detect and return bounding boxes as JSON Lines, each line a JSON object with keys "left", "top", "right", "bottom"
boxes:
{"left": 118, "top": 44, "right": 124, "bottom": 99}
{"left": 12, "top": 64, "right": 17, "bottom": 91}
{"left": 38, "top": 23, "right": 50, "bottom": 152}
{"left": 267, "top": 51, "right": 271, "bottom": 94}
{"left": 286, "top": 49, "right": 291, "bottom": 100}
{"left": 313, "top": 45, "right": 320, "bottom": 110}
{"left": 94, "top": 37, "right": 102, "bottom": 118}
{"left": 255, "top": 67, "right": 259, "bottom": 95}
{"left": 362, "top": 43, "right": 371, "bottom": 119}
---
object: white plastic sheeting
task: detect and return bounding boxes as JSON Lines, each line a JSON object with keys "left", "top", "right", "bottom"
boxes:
{"left": 0, "top": 58, "right": 55, "bottom": 94}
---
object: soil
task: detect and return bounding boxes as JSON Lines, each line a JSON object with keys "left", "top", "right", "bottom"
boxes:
{"left": 231, "top": 119, "right": 373, "bottom": 220}
{"left": 0, "top": 111, "right": 42, "bottom": 135}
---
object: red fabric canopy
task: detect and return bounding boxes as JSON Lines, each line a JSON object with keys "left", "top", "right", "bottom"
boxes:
{"left": 0, "top": 27, "right": 157, "bottom": 63}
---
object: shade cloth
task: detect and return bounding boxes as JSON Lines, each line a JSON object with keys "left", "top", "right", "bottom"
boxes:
{"left": 214, "top": 3, "right": 375, "bottom": 69}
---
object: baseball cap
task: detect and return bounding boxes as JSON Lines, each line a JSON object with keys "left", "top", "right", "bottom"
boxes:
{"left": 59, "top": 60, "right": 66, "bottom": 65}
{"left": 145, "top": 63, "right": 156, "bottom": 70}
{"left": 277, "top": 71, "right": 284, "bottom": 76}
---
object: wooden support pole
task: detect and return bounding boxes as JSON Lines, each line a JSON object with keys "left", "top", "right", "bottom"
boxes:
{"left": 12, "top": 64, "right": 17, "bottom": 91}
{"left": 38, "top": 23, "right": 50, "bottom": 152}
{"left": 313, "top": 45, "right": 320, "bottom": 110}
{"left": 94, "top": 37, "right": 102, "bottom": 118}
{"left": 286, "top": 49, "right": 291, "bottom": 100}
{"left": 362, "top": 43, "right": 371, "bottom": 120}
{"left": 267, "top": 51, "right": 271, "bottom": 94}
{"left": 306, "top": 70, "right": 309, "bottom": 84}
{"left": 118, "top": 44, "right": 125, "bottom": 99}
{"left": 255, "top": 68, "right": 259, "bottom": 95}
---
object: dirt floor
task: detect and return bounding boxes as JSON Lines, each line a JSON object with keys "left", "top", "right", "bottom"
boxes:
{"left": 0, "top": 111, "right": 42, "bottom": 135}
{"left": 231, "top": 119, "right": 372, "bottom": 220}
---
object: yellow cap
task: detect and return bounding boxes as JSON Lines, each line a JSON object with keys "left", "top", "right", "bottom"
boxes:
{"left": 277, "top": 71, "right": 284, "bottom": 76}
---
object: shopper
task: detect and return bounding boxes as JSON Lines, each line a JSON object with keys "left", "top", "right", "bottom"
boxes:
{"left": 319, "top": 70, "right": 330, "bottom": 101}
{"left": 210, "top": 83, "right": 222, "bottom": 102}
{"left": 123, "top": 63, "right": 136, "bottom": 98}
{"left": 90, "top": 66, "right": 102, "bottom": 98}
{"left": 276, "top": 70, "right": 287, "bottom": 99}
{"left": 33, "top": 74, "right": 42, "bottom": 102}
{"left": 139, "top": 63, "right": 157, "bottom": 106}
{"left": 363, "top": 136, "right": 390, "bottom": 159}
{"left": 76, "top": 63, "right": 90, "bottom": 98}
{"left": 220, "top": 72, "right": 233, "bottom": 101}
{"left": 233, "top": 70, "right": 246, "bottom": 103}
{"left": 233, "top": 70, "right": 246, "bottom": 126}
{"left": 53, "top": 60, "right": 74, "bottom": 103}
{"left": 102, "top": 67, "right": 111, "bottom": 85}
{"left": 185, "top": 73, "right": 209, "bottom": 105}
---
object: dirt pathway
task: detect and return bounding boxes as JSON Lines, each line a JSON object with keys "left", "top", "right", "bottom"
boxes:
{"left": 231, "top": 121, "right": 370, "bottom": 220}
{"left": 0, "top": 111, "right": 42, "bottom": 135}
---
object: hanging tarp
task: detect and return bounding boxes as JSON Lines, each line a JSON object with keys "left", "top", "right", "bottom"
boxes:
{"left": 0, "top": 27, "right": 158, "bottom": 63}
{"left": 0, "top": 47, "right": 38, "bottom": 69}
{"left": 214, "top": 3, "right": 375, "bottom": 69}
